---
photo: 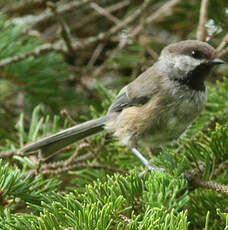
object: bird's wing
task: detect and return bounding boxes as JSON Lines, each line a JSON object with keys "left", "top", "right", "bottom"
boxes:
{"left": 108, "top": 66, "right": 161, "bottom": 113}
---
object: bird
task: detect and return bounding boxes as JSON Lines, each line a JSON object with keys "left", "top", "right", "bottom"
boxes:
{"left": 19, "top": 40, "right": 225, "bottom": 170}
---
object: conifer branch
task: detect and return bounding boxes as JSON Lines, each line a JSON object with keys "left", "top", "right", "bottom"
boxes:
{"left": 186, "top": 160, "right": 228, "bottom": 195}
{"left": 217, "top": 46, "right": 228, "bottom": 58}
{"left": 90, "top": 2, "right": 121, "bottom": 25}
{"left": 72, "top": 0, "right": 130, "bottom": 31}
{"left": 213, "top": 159, "right": 228, "bottom": 178}
{"left": 216, "top": 33, "right": 228, "bottom": 58}
{"left": 216, "top": 33, "right": 228, "bottom": 53}
{"left": 187, "top": 173, "right": 228, "bottom": 195}
{"left": 0, "top": 43, "right": 66, "bottom": 67}
{"left": 87, "top": 43, "right": 104, "bottom": 67}
{"left": 2, "top": 0, "right": 46, "bottom": 15}
{"left": 40, "top": 149, "right": 93, "bottom": 171}
{"left": 72, "top": 0, "right": 153, "bottom": 50}
{"left": 0, "top": 150, "right": 15, "bottom": 158}
{"left": 33, "top": 0, "right": 94, "bottom": 28}
{"left": 176, "top": 113, "right": 221, "bottom": 153}
{"left": 92, "top": 0, "right": 180, "bottom": 78}
{"left": 47, "top": 1, "right": 75, "bottom": 57}
{"left": 197, "top": 0, "right": 209, "bottom": 41}
{"left": 0, "top": 0, "right": 152, "bottom": 68}
{"left": 41, "top": 163, "right": 125, "bottom": 175}
{"left": 60, "top": 109, "right": 77, "bottom": 125}
{"left": 146, "top": 0, "right": 182, "bottom": 24}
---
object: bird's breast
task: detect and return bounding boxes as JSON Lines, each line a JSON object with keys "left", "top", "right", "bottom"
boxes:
{"left": 105, "top": 86, "right": 207, "bottom": 148}
{"left": 141, "top": 88, "right": 207, "bottom": 147}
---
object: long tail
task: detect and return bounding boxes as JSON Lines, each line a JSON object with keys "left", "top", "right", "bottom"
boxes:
{"left": 20, "top": 116, "right": 108, "bottom": 155}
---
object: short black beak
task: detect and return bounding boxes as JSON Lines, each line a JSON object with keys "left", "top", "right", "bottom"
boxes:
{"left": 208, "top": 58, "right": 225, "bottom": 65}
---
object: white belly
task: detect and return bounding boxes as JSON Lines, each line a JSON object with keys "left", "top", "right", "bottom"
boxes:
{"left": 141, "top": 90, "right": 207, "bottom": 147}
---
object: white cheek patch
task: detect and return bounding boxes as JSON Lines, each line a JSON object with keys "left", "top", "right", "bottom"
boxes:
{"left": 172, "top": 55, "right": 201, "bottom": 73}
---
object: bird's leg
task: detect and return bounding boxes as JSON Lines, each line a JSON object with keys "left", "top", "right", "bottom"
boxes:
{"left": 131, "top": 147, "right": 153, "bottom": 169}
{"left": 131, "top": 147, "right": 166, "bottom": 177}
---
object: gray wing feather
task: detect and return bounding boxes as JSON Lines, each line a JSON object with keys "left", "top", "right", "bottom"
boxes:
{"left": 108, "top": 86, "right": 130, "bottom": 112}
{"left": 108, "top": 66, "right": 160, "bottom": 113}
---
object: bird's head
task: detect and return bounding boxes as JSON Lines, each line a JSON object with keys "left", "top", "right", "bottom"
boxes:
{"left": 158, "top": 40, "right": 225, "bottom": 91}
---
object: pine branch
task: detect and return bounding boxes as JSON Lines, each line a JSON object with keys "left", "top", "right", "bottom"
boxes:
{"left": 216, "top": 33, "right": 228, "bottom": 53}
{"left": 187, "top": 173, "right": 228, "bottom": 195}
{"left": 197, "top": 0, "right": 209, "bottom": 41}
{"left": 33, "top": 0, "right": 94, "bottom": 28}
{"left": 90, "top": 2, "right": 121, "bottom": 25}
{"left": 216, "top": 33, "right": 228, "bottom": 57}
{"left": 146, "top": 0, "right": 182, "bottom": 24}
{"left": 0, "top": 43, "right": 66, "bottom": 67}
{"left": 60, "top": 109, "right": 77, "bottom": 125}
{"left": 41, "top": 162, "right": 126, "bottom": 175}
{"left": 2, "top": 0, "right": 46, "bottom": 15}
{"left": 0, "top": 150, "right": 15, "bottom": 158}
{"left": 72, "top": 0, "right": 153, "bottom": 51}
{"left": 47, "top": 1, "right": 75, "bottom": 56}
{"left": 72, "top": 0, "right": 130, "bottom": 31}
{"left": 92, "top": 0, "right": 180, "bottom": 78}
{"left": 213, "top": 159, "right": 228, "bottom": 178}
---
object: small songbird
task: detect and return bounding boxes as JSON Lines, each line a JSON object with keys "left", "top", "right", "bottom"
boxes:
{"left": 20, "top": 40, "right": 225, "bottom": 170}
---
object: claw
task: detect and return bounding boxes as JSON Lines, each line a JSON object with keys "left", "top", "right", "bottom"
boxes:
{"left": 131, "top": 147, "right": 166, "bottom": 178}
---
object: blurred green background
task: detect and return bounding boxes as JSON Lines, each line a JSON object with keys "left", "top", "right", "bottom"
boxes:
{"left": 0, "top": 0, "right": 227, "bottom": 141}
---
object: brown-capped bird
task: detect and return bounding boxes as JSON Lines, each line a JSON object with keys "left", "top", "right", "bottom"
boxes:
{"left": 20, "top": 40, "right": 225, "bottom": 170}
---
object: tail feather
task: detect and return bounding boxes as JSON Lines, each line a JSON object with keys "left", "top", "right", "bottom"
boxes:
{"left": 20, "top": 116, "right": 108, "bottom": 155}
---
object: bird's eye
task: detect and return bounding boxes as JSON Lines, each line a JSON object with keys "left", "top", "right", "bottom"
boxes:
{"left": 191, "top": 50, "right": 203, "bottom": 59}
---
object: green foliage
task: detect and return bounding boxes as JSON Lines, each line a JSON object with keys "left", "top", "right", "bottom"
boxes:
{"left": 0, "top": 77, "right": 227, "bottom": 229}
{"left": 0, "top": 17, "right": 74, "bottom": 111}
{"left": 0, "top": 78, "right": 227, "bottom": 230}
{"left": 143, "top": 173, "right": 189, "bottom": 212}
{"left": 0, "top": 170, "right": 189, "bottom": 230}
{"left": 0, "top": 160, "right": 59, "bottom": 206}
{"left": 0, "top": 168, "right": 227, "bottom": 229}
{"left": 0, "top": 0, "right": 227, "bottom": 229}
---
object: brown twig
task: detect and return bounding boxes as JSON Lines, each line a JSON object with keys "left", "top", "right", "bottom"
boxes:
{"left": 186, "top": 161, "right": 228, "bottom": 195}
{"left": 72, "top": 0, "right": 153, "bottom": 50}
{"left": 216, "top": 33, "right": 228, "bottom": 53}
{"left": 2, "top": 0, "right": 46, "bottom": 15}
{"left": 145, "top": 46, "right": 159, "bottom": 59}
{"left": 177, "top": 114, "right": 221, "bottom": 153}
{"left": 72, "top": 0, "right": 130, "bottom": 31}
{"left": 87, "top": 43, "right": 104, "bottom": 67}
{"left": 61, "top": 143, "right": 91, "bottom": 167}
{"left": 60, "top": 109, "right": 77, "bottom": 125}
{"left": 146, "top": 0, "right": 182, "bottom": 24}
{"left": 187, "top": 172, "right": 228, "bottom": 195}
{"left": 216, "top": 33, "right": 228, "bottom": 58}
{"left": 0, "top": 150, "right": 15, "bottom": 158}
{"left": 217, "top": 47, "right": 228, "bottom": 58}
{"left": 40, "top": 151, "right": 93, "bottom": 170}
{"left": 213, "top": 159, "right": 228, "bottom": 178}
{"left": 0, "top": 0, "right": 150, "bottom": 68}
{"left": 41, "top": 162, "right": 126, "bottom": 175}
{"left": 47, "top": 1, "right": 75, "bottom": 56}
{"left": 90, "top": 2, "right": 121, "bottom": 25}
{"left": 38, "top": 138, "right": 125, "bottom": 175}
{"left": 0, "top": 43, "right": 66, "bottom": 68}
{"left": 196, "top": 0, "right": 209, "bottom": 41}
{"left": 92, "top": 0, "right": 180, "bottom": 78}
{"left": 33, "top": 0, "right": 94, "bottom": 28}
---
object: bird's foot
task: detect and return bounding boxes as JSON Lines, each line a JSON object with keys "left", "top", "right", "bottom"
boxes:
{"left": 139, "top": 166, "right": 166, "bottom": 178}
{"left": 131, "top": 147, "right": 166, "bottom": 178}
